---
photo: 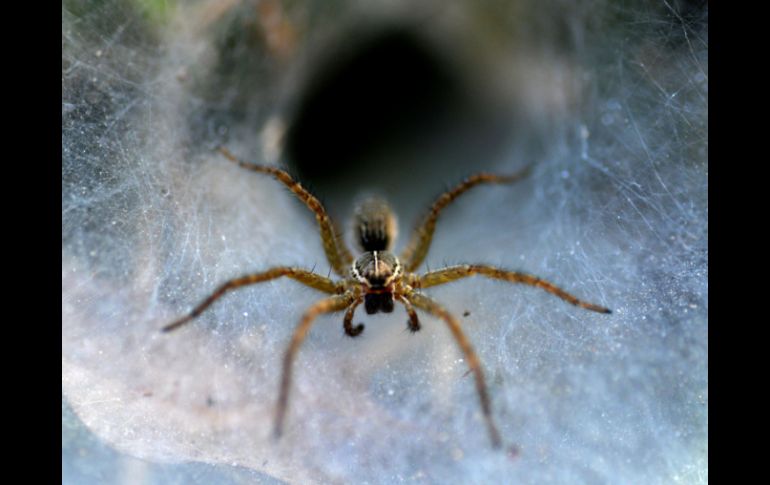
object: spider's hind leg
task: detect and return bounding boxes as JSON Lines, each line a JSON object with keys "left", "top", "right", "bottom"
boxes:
{"left": 218, "top": 147, "right": 353, "bottom": 277}
{"left": 400, "top": 167, "right": 531, "bottom": 272}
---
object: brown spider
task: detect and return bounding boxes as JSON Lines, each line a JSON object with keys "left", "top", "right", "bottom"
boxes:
{"left": 163, "top": 147, "right": 611, "bottom": 448}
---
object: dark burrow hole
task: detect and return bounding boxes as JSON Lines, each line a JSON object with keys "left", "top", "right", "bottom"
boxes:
{"left": 284, "top": 27, "right": 472, "bottom": 187}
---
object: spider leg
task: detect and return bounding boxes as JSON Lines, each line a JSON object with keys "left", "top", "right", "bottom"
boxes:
{"left": 395, "top": 293, "right": 421, "bottom": 333}
{"left": 405, "top": 291, "right": 502, "bottom": 448}
{"left": 343, "top": 296, "right": 365, "bottom": 337}
{"left": 418, "top": 265, "right": 611, "bottom": 314}
{"left": 399, "top": 167, "right": 531, "bottom": 272}
{"left": 162, "top": 267, "right": 340, "bottom": 332}
{"left": 275, "top": 293, "right": 356, "bottom": 438}
{"left": 219, "top": 147, "right": 354, "bottom": 276}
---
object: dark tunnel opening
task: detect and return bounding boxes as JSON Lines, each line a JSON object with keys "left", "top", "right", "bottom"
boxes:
{"left": 284, "top": 27, "right": 470, "bottom": 183}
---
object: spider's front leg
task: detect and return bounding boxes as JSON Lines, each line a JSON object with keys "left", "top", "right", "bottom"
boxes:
{"left": 162, "top": 267, "right": 341, "bottom": 332}
{"left": 404, "top": 291, "right": 502, "bottom": 448}
{"left": 275, "top": 292, "right": 357, "bottom": 438}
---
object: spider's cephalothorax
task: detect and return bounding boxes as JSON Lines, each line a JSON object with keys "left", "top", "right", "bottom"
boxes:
{"left": 352, "top": 250, "right": 401, "bottom": 313}
{"left": 163, "top": 148, "right": 612, "bottom": 449}
{"left": 352, "top": 249, "right": 401, "bottom": 287}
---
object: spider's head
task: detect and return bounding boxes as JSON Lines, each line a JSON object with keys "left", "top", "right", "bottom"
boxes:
{"left": 352, "top": 251, "right": 401, "bottom": 314}
{"left": 352, "top": 251, "right": 402, "bottom": 289}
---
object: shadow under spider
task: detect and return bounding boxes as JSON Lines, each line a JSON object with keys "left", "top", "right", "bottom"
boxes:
{"left": 163, "top": 147, "right": 611, "bottom": 448}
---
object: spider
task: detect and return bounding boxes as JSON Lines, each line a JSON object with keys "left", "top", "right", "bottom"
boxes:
{"left": 162, "top": 147, "right": 611, "bottom": 448}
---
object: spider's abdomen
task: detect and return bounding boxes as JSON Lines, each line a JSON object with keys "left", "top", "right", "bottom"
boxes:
{"left": 354, "top": 197, "right": 398, "bottom": 252}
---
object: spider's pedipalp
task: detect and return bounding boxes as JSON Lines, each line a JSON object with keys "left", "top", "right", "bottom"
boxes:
{"left": 400, "top": 167, "right": 531, "bottom": 272}
{"left": 343, "top": 296, "right": 365, "bottom": 337}
{"left": 395, "top": 293, "right": 420, "bottom": 333}
{"left": 417, "top": 264, "right": 611, "bottom": 314}
{"left": 405, "top": 291, "right": 502, "bottom": 448}
{"left": 275, "top": 293, "right": 356, "bottom": 439}
{"left": 218, "top": 147, "right": 353, "bottom": 276}
{"left": 161, "top": 267, "right": 339, "bottom": 332}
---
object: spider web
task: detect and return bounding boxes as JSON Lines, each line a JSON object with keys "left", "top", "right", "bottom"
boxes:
{"left": 63, "top": 0, "right": 707, "bottom": 484}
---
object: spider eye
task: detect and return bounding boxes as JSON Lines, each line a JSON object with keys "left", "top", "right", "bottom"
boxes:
{"left": 367, "top": 274, "right": 388, "bottom": 287}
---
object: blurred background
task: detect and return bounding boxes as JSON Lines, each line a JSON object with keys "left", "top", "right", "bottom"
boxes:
{"left": 63, "top": 0, "right": 707, "bottom": 483}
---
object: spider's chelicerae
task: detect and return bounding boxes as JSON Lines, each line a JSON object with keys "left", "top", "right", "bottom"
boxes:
{"left": 163, "top": 148, "right": 611, "bottom": 448}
